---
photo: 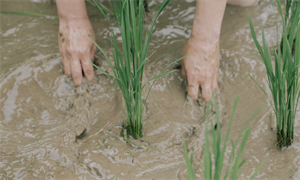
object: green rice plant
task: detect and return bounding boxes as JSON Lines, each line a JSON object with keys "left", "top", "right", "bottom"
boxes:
{"left": 183, "top": 95, "right": 267, "bottom": 180}
{"left": 90, "top": 0, "right": 185, "bottom": 140}
{"left": 248, "top": 0, "right": 300, "bottom": 147}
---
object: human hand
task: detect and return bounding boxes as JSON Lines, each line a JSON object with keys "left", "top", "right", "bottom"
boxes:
{"left": 58, "top": 18, "right": 96, "bottom": 86}
{"left": 181, "top": 36, "right": 220, "bottom": 102}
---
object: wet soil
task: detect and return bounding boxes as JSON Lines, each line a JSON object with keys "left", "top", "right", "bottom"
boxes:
{"left": 1, "top": 0, "right": 300, "bottom": 179}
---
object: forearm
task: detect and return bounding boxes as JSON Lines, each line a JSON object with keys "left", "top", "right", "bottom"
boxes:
{"left": 227, "top": 0, "right": 257, "bottom": 6}
{"left": 56, "top": 0, "right": 88, "bottom": 21}
{"left": 190, "top": 0, "right": 227, "bottom": 46}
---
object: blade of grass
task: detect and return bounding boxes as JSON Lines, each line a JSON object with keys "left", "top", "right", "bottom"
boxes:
{"left": 182, "top": 139, "right": 196, "bottom": 180}
{"left": 0, "top": 10, "right": 58, "bottom": 18}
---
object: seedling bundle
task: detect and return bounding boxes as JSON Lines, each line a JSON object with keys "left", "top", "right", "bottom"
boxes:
{"left": 248, "top": 0, "right": 300, "bottom": 147}
{"left": 90, "top": 0, "right": 184, "bottom": 139}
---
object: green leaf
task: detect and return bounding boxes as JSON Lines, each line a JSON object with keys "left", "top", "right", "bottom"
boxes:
{"left": 0, "top": 10, "right": 58, "bottom": 18}
{"left": 182, "top": 139, "right": 196, "bottom": 180}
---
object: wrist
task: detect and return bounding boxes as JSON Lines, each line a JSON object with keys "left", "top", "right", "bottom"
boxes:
{"left": 56, "top": 0, "right": 88, "bottom": 22}
{"left": 59, "top": 15, "right": 89, "bottom": 25}
{"left": 188, "top": 33, "right": 220, "bottom": 51}
{"left": 189, "top": 0, "right": 225, "bottom": 47}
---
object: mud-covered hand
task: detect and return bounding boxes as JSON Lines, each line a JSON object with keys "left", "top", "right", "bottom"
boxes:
{"left": 181, "top": 37, "right": 219, "bottom": 102}
{"left": 58, "top": 18, "right": 96, "bottom": 85}
{"left": 181, "top": 0, "right": 226, "bottom": 102}
{"left": 56, "top": 0, "right": 96, "bottom": 86}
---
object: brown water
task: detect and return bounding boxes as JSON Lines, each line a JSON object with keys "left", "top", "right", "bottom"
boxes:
{"left": 1, "top": 0, "right": 300, "bottom": 179}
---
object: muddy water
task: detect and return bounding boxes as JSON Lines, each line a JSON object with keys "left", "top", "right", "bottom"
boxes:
{"left": 1, "top": 0, "right": 300, "bottom": 179}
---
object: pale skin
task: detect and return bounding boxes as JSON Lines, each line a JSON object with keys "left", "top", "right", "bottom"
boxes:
{"left": 182, "top": 0, "right": 257, "bottom": 102}
{"left": 56, "top": 0, "right": 96, "bottom": 86}
{"left": 56, "top": 0, "right": 256, "bottom": 99}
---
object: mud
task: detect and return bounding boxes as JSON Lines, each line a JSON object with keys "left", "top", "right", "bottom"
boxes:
{"left": 1, "top": 0, "right": 300, "bottom": 179}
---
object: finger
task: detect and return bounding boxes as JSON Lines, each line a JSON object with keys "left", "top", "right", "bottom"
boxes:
{"left": 70, "top": 58, "right": 83, "bottom": 86}
{"left": 187, "top": 76, "right": 199, "bottom": 102}
{"left": 81, "top": 55, "right": 94, "bottom": 82}
{"left": 201, "top": 81, "right": 212, "bottom": 103}
{"left": 58, "top": 39, "right": 71, "bottom": 76}
{"left": 62, "top": 54, "right": 71, "bottom": 76}
{"left": 181, "top": 58, "right": 188, "bottom": 78}
{"left": 181, "top": 64, "right": 187, "bottom": 78}
{"left": 91, "top": 43, "right": 97, "bottom": 57}
{"left": 212, "top": 74, "right": 218, "bottom": 91}
{"left": 90, "top": 44, "right": 96, "bottom": 63}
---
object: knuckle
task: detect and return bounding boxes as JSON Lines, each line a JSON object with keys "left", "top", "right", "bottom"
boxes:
{"left": 65, "top": 70, "right": 71, "bottom": 76}
{"left": 67, "top": 47, "right": 90, "bottom": 57}
{"left": 204, "top": 71, "right": 213, "bottom": 79}
{"left": 66, "top": 47, "right": 76, "bottom": 55}
{"left": 72, "top": 72, "right": 80, "bottom": 79}
{"left": 83, "top": 56, "right": 92, "bottom": 63}
{"left": 187, "top": 70, "right": 198, "bottom": 80}
{"left": 202, "top": 91, "right": 212, "bottom": 102}
{"left": 85, "top": 69, "right": 93, "bottom": 76}
{"left": 72, "top": 73, "right": 82, "bottom": 86}
{"left": 79, "top": 47, "right": 89, "bottom": 54}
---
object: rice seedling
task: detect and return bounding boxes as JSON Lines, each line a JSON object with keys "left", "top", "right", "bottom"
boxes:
{"left": 90, "top": 0, "right": 185, "bottom": 140}
{"left": 183, "top": 95, "right": 267, "bottom": 180}
{"left": 248, "top": 0, "right": 300, "bottom": 147}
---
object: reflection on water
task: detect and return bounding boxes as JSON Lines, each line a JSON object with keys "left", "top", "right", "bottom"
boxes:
{"left": 0, "top": 0, "right": 299, "bottom": 179}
